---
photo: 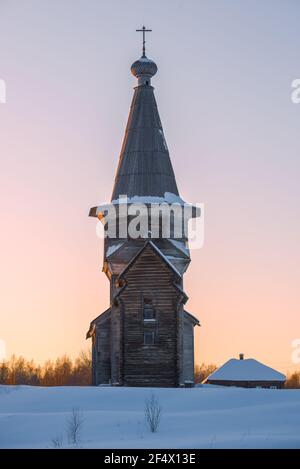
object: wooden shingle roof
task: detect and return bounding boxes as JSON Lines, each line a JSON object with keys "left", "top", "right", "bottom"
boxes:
{"left": 111, "top": 82, "right": 179, "bottom": 201}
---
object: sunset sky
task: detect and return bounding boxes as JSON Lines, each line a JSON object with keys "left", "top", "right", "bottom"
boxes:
{"left": 1, "top": 0, "right": 299, "bottom": 373}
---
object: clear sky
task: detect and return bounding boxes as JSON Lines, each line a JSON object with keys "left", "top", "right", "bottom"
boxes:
{"left": 0, "top": 0, "right": 299, "bottom": 373}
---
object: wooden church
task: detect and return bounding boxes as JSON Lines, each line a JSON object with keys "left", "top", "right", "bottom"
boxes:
{"left": 86, "top": 29, "right": 200, "bottom": 387}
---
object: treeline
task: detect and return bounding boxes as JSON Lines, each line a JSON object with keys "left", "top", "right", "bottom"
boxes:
{"left": 0, "top": 356, "right": 214, "bottom": 387}
{"left": 0, "top": 354, "right": 299, "bottom": 388}
{"left": 0, "top": 358, "right": 217, "bottom": 386}
{"left": 194, "top": 363, "right": 218, "bottom": 384}
{"left": 0, "top": 358, "right": 216, "bottom": 386}
{"left": 285, "top": 371, "right": 300, "bottom": 389}
{"left": 0, "top": 352, "right": 92, "bottom": 386}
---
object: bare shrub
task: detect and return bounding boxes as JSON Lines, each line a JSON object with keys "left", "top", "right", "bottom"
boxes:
{"left": 145, "top": 393, "right": 162, "bottom": 433}
{"left": 50, "top": 434, "right": 63, "bottom": 448}
{"left": 67, "top": 408, "right": 83, "bottom": 445}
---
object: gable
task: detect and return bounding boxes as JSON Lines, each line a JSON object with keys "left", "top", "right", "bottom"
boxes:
{"left": 86, "top": 308, "right": 111, "bottom": 339}
{"left": 119, "top": 240, "right": 181, "bottom": 280}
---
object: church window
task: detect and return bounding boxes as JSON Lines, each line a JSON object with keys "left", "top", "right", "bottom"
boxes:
{"left": 143, "top": 298, "right": 156, "bottom": 321}
{"left": 144, "top": 331, "right": 155, "bottom": 345}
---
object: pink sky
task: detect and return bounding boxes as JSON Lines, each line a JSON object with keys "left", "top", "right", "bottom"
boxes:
{"left": 0, "top": 0, "right": 300, "bottom": 374}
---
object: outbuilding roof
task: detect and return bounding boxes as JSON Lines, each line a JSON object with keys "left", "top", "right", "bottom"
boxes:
{"left": 206, "top": 357, "right": 286, "bottom": 382}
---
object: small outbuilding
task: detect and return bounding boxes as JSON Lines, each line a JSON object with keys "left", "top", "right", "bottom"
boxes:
{"left": 204, "top": 354, "right": 286, "bottom": 389}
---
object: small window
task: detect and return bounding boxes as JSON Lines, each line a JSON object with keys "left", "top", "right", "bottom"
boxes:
{"left": 143, "top": 298, "right": 156, "bottom": 320}
{"left": 146, "top": 80, "right": 149, "bottom": 85}
{"left": 144, "top": 331, "right": 155, "bottom": 345}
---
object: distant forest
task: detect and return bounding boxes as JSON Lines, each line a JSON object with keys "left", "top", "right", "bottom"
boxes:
{"left": 0, "top": 352, "right": 92, "bottom": 386}
{"left": 0, "top": 353, "right": 299, "bottom": 388}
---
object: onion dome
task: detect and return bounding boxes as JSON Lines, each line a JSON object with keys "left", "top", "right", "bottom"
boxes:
{"left": 131, "top": 56, "right": 158, "bottom": 82}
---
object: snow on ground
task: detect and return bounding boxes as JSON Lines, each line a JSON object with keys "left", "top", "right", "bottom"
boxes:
{"left": 0, "top": 385, "right": 300, "bottom": 449}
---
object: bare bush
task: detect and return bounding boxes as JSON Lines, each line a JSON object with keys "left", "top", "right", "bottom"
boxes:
{"left": 67, "top": 408, "right": 83, "bottom": 445}
{"left": 50, "top": 434, "right": 63, "bottom": 448}
{"left": 145, "top": 393, "right": 162, "bottom": 433}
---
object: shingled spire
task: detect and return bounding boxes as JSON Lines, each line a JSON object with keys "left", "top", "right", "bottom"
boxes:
{"left": 111, "top": 47, "right": 179, "bottom": 201}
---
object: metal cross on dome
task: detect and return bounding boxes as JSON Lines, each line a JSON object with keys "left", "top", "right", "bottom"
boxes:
{"left": 136, "top": 25, "right": 152, "bottom": 57}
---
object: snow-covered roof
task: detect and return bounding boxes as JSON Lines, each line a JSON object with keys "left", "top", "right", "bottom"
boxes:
{"left": 106, "top": 242, "right": 124, "bottom": 257}
{"left": 89, "top": 193, "right": 199, "bottom": 219}
{"left": 169, "top": 239, "right": 190, "bottom": 257}
{"left": 206, "top": 358, "right": 286, "bottom": 382}
{"left": 111, "top": 192, "right": 186, "bottom": 206}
